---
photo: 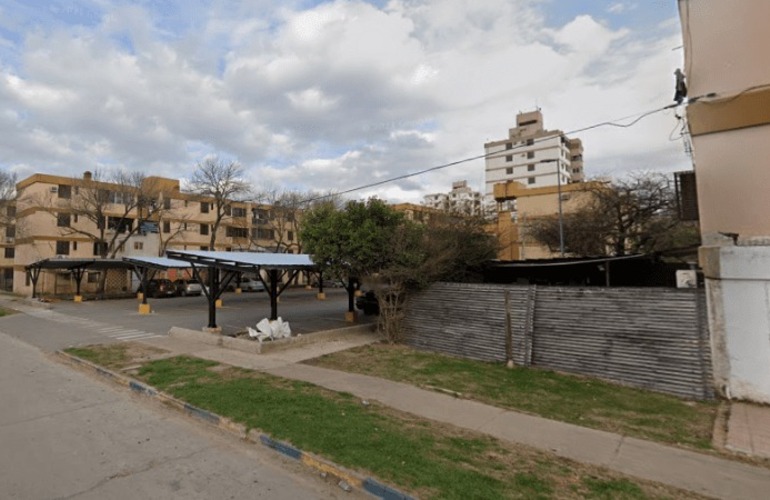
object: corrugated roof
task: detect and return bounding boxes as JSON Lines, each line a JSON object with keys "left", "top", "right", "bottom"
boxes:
{"left": 164, "top": 250, "right": 315, "bottom": 269}
{"left": 122, "top": 256, "right": 193, "bottom": 269}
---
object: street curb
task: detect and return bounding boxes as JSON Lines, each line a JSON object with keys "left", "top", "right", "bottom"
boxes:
{"left": 54, "top": 350, "right": 414, "bottom": 500}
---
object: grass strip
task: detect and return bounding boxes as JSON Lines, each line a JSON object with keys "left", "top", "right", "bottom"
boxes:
{"left": 66, "top": 345, "right": 705, "bottom": 499}
{"left": 304, "top": 344, "right": 718, "bottom": 450}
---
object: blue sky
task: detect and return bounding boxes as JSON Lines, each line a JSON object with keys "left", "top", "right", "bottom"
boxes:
{"left": 0, "top": 0, "right": 688, "bottom": 201}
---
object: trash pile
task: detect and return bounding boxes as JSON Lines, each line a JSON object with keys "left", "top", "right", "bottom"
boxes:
{"left": 247, "top": 317, "right": 291, "bottom": 342}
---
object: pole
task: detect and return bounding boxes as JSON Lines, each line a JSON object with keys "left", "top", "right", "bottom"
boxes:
{"left": 556, "top": 161, "right": 565, "bottom": 257}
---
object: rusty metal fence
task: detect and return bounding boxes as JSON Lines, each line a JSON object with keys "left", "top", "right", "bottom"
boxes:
{"left": 401, "top": 282, "right": 714, "bottom": 400}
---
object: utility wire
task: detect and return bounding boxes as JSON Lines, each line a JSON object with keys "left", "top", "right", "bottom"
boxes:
{"left": 300, "top": 96, "right": 713, "bottom": 205}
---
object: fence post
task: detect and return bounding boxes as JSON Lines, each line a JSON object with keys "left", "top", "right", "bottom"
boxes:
{"left": 505, "top": 289, "right": 513, "bottom": 368}
{"left": 524, "top": 285, "right": 536, "bottom": 366}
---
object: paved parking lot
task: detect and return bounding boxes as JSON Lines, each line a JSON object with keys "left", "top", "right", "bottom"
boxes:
{"left": 0, "top": 288, "right": 370, "bottom": 351}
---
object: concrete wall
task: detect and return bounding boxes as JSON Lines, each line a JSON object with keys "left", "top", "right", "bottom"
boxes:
{"left": 678, "top": 1, "right": 770, "bottom": 404}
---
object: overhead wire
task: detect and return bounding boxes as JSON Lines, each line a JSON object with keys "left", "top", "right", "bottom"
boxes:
{"left": 299, "top": 96, "right": 715, "bottom": 205}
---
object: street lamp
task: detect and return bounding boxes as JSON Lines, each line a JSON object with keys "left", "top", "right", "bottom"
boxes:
{"left": 539, "top": 159, "right": 565, "bottom": 257}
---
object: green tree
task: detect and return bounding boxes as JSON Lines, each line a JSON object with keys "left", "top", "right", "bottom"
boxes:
{"left": 301, "top": 199, "right": 497, "bottom": 341}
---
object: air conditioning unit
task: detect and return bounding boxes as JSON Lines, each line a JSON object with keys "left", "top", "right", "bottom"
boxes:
{"left": 50, "top": 186, "right": 58, "bottom": 193}
{"left": 5, "top": 237, "right": 13, "bottom": 244}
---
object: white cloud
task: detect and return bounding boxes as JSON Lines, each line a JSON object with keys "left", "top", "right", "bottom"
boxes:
{"left": 0, "top": 0, "right": 688, "bottom": 203}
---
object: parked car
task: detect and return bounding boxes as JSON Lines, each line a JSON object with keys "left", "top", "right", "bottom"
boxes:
{"left": 226, "top": 276, "right": 265, "bottom": 292}
{"left": 137, "top": 279, "right": 177, "bottom": 298}
{"left": 355, "top": 290, "right": 380, "bottom": 315}
{"left": 173, "top": 279, "right": 204, "bottom": 296}
{"left": 239, "top": 277, "right": 265, "bottom": 292}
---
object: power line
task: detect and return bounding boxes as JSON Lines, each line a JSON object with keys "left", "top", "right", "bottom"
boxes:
{"left": 300, "top": 100, "right": 691, "bottom": 205}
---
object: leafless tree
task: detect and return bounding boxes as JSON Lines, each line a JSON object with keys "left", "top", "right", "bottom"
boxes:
{"left": 188, "top": 158, "right": 251, "bottom": 250}
{"left": 51, "top": 170, "right": 161, "bottom": 258}
{"left": 526, "top": 172, "right": 700, "bottom": 257}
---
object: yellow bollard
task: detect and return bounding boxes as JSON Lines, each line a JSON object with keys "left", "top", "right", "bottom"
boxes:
{"left": 317, "top": 292, "right": 326, "bottom": 300}
{"left": 74, "top": 295, "right": 83, "bottom": 303}
{"left": 138, "top": 303, "right": 152, "bottom": 314}
{"left": 215, "top": 299, "right": 223, "bottom": 308}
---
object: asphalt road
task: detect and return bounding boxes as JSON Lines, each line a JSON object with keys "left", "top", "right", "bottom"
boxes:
{"left": 0, "top": 288, "right": 366, "bottom": 352}
{"left": 0, "top": 291, "right": 372, "bottom": 499}
{"left": 0, "top": 329, "right": 359, "bottom": 500}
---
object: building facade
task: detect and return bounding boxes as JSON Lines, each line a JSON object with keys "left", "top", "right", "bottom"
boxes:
{"left": 484, "top": 110, "right": 584, "bottom": 195}
{"left": 12, "top": 172, "right": 299, "bottom": 297}
{"left": 493, "top": 180, "right": 602, "bottom": 260}
{"left": 678, "top": 1, "right": 770, "bottom": 403}
{"left": 422, "top": 180, "right": 494, "bottom": 217}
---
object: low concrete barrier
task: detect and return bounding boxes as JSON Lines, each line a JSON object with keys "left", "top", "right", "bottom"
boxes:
{"left": 168, "top": 323, "right": 377, "bottom": 355}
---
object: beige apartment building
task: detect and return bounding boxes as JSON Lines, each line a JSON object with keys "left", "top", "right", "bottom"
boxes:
{"left": 678, "top": 0, "right": 770, "bottom": 403}
{"left": 11, "top": 171, "right": 299, "bottom": 297}
{"left": 493, "top": 180, "right": 602, "bottom": 260}
{"left": 484, "top": 110, "right": 584, "bottom": 195}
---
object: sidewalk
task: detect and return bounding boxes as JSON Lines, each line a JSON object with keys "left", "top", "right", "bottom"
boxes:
{"left": 139, "top": 332, "right": 770, "bottom": 500}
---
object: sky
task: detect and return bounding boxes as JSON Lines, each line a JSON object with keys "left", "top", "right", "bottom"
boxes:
{"left": 0, "top": 0, "right": 688, "bottom": 203}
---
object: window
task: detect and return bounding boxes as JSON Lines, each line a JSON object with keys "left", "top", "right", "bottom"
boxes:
{"left": 73, "top": 242, "right": 77, "bottom": 251}
{"left": 109, "top": 191, "right": 130, "bottom": 205}
{"left": 287, "top": 231, "right": 294, "bottom": 242}
{"left": 6, "top": 205, "right": 15, "bottom": 217}
{"left": 527, "top": 151, "right": 535, "bottom": 159}
{"left": 226, "top": 226, "right": 248, "bottom": 238}
{"left": 527, "top": 164, "right": 535, "bottom": 171}
{"left": 505, "top": 142, "right": 512, "bottom": 150}
{"left": 56, "top": 241, "right": 70, "bottom": 255}
{"left": 527, "top": 177, "right": 536, "bottom": 185}
{"left": 224, "top": 205, "right": 231, "bottom": 216}
{"left": 58, "top": 185, "right": 71, "bottom": 199}
{"left": 200, "top": 246, "right": 208, "bottom": 251}
{"left": 200, "top": 224, "right": 209, "bottom": 235}
{"left": 163, "top": 221, "right": 171, "bottom": 233}
{"left": 255, "top": 228, "right": 274, "bottom": 240}
{"left": 526, "top": 139, "right": 534, "bottom": 146}
{"left": 505, "top": 167, "right": 513, "bottom": 175}
{"left": 232, "top": 207, "right": 247, "bottom": 218}
{"left": 87, "top": 272, "right": 101, "bottom": 283}
{"left": 57, "top": 213, "right": 71, "bottom": 227}
{"left": 5, "top": 226, "right": 15, "bottom": 238}
{"left": 107, "top": 217, "right": 133, "bottom": 233}
{"left": 134, "top": 241, "right": 144, "bottom": 250}
{"left": 182, "top": 222, "right": 188, "bottom": 231}
{"left": 200, "top": 202, "right": 209, "bottom": 213}
{"left": 505, "top": 155, "right": 513, "bottom": 162}
{"left": 253, "top": 208, "right": 270, "bottom": 224}
{"left": 93, "top": 242, "right": 107, "bottom": 256}
{"left": 73, "top": 214, "right": 78, "bottom": 223}
{"left": 4, "top": 247, "right": 14, "bottom": 259}
{"left": 163, "top": 197, "right": 171, "bottom": 209}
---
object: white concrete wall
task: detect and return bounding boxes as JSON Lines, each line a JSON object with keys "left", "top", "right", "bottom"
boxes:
{"left": 701, "top": 246, "right": 770, "bottom": 403}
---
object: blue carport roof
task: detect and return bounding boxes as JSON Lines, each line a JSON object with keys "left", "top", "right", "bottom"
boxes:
{"left": 122, "top": 255, "right": 193, "bottom": 270}
{"left": 164, "top": 250, "right": 316, "bottom": 271}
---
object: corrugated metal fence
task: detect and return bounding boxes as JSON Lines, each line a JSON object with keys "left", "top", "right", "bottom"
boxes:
{"left": 402, "top": 282, "right": 713, "bottom": 400}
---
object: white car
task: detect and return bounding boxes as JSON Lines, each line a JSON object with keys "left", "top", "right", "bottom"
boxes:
{"left": 237, "top": 277, "right": 265, "bottom": 292}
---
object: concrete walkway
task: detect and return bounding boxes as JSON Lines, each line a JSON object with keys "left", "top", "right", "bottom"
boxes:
{"left": 138, "top": 333, "right": 770, "bottom": 500}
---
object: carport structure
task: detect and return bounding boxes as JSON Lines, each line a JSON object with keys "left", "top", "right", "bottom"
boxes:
{"left": 165, "top": 250, "right": 317, "bottom": 330}
{"left": 122, "top": 256, "right": 195, "bottom": 313}
{"left": 25, "top": 258, "right": 134, "bottom": 300}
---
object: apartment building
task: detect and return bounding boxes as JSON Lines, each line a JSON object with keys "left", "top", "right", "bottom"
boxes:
{"left": 493, "top": 180, "right": 602, "bottom": 260}
{"left": 422, "top": 180, "right": 494, "bottom": 217}
{"left": 484, "top": 110, "right": 584, "bottom": 194}
{"left": 678, "top": 0, "right": 770, "bottom": 403}
{"left": 12, "top": 171, "right": 299, "bottom": 296}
